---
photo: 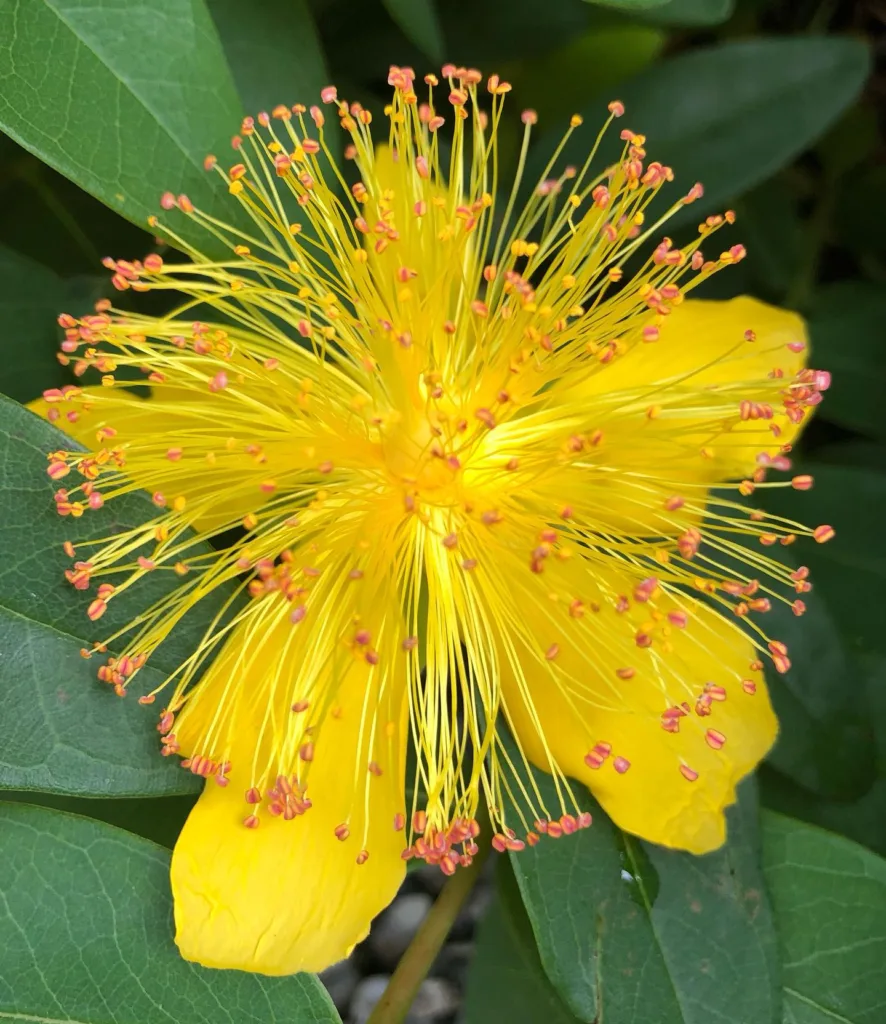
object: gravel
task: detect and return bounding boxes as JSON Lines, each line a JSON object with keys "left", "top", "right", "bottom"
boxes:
{"left": 348, "top": 974, "right": 460, "bottom": 1024}
{"left": 368, "top": 892, "right": 433, "bottom": 968}
{"left": 321, "top": 861, "right": 494, "bottom": 1021}
{"left": 319, "top": 958, "right": 361, "bottom": 1014}
{"left": 349, "top": 975, "right": 391, "bottom": 1024}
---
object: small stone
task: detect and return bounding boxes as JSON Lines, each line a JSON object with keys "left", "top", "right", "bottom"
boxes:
{"left": 369, "top": 892, "right": 433, "bottom": 967}
{"left": 431, "top": 941, "right": 474, "bottom": 989}
{"left": 450, "top": 881, "right": 492, "bottom": 940}
{"left": 405, "top": 977, "right": 460, "bottom": 1022}
{"left": 319, "top": 958, "right": 360, "bottom": 1014}
{"left": 350, "top": 975, "right": 391, "bottom": 1024}
{"left": 414, "top": 861, "right": 450, "bottom": 896}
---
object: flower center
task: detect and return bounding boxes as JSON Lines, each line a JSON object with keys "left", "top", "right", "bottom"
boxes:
{"left": 382, "top": 400, "right": 468, "bottom": 502}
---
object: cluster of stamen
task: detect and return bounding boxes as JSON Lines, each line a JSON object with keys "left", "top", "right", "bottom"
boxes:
{"left": 42, "top": 62, "right": 834, "bottom": 869}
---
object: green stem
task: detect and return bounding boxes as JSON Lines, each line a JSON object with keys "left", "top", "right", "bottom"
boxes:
{"left": 366, "top": 845, "right": 491, "bottom": 1024}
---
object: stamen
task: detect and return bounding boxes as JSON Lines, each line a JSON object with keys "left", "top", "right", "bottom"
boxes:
{"left": 45, "top": 65, "right": 825, "bottom": 869}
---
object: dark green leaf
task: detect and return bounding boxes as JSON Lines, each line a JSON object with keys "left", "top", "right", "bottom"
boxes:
{"left": 3, "top": 789, "right": 197, "bottom": 849}
{"left": 737, "top": 179, "right": 803, "bottom": 301}
{"left": 815, "top": 103, "right": 879, "bottom": 180}
{"left": 815, "top": 441, "right": 886, "bottom": 475}
{"left": 638, "top": 0, "right": 735, "bottom": 25}
{"left": 207, "top": 0, "right": 330, "bottom": 115}
{"left": 0, "top": 246, "right": 67, "bottom": 404}
{"left": 762, "top": 564, "right": 876, "bottom": 799}
{"left": 761, "top": 769, "right": 886, "bottom": 863}
{"left": 0, "top": 0, "right": 244, "bottom": 249}
{"left": 0, "top": 394, "right": 236, "bottom": 796}
{"left": 0, "top": 801, "right": 340, "bottom": 1023}
{"left": 381, "top": 0, "right": 444, "bottom": 62}
{"left": 534, "top": 38, "right": 870, "bottom": 225}
{"left": 835, "top": 164, "right": 886, "bottom": 263}
{"left": 437, "top": 0, "right": 591, "bottom": 63}
{"left": 0, "top": 139, "right": 153, "bottom": 276}
{"left": 762, "top": 811, "right": 886, "bottom": 1024}
{"left": 509, "top": 26, "right": 665, "bottom": 129}
{"left": 761, "top": 461, "right": 886, "bottom": 658}
{"left": 808, "top": 282, "right": 886, "bottom": 440}
{"left": 509, "top": 772, "right": 779, "bottom": 1023}
{"left": 0, "top": 244, "right": 106, "bottom": 403}
{"left": 755, "top": 461, "right": 883, "bottom": 796}
{"left": 464, "top": 859, "right": 584, "bottom": 1024}
{"left": 582, "top": 0, "right": 670, "bottom": 9}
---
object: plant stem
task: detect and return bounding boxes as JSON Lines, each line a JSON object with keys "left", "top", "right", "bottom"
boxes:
{"left": 366, "top": 845, "right": 491, "bottom": 1024}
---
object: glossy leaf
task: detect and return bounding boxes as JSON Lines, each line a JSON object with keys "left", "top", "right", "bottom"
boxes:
{"left": 808, "top": 282, "right": 886, "bottom": 440}
{"left": 0, "top": 801, "right": 340, "bottom": 1023}
{"left": 464, "top": 859, "right": 584, "bottom": 1024}
{"left": 381, "top": 0, "right": 444, "bottom": 62}
{"left": 0, "top": 0, "right": 244, "bottom": 250}
{"left": 508, "top": 772, "right": 779, "bottom": 1023}
{"left": 533, "top": 38, "right": 870, "bottom": 224}
{"left": 207, "top": 0, "right": 330, "bottom": 115}
{"left": 763, "top": 811, "right": 886, "bottom": 1024}
{"left": 0, "top": 394, "right": 235, "bottom": 796}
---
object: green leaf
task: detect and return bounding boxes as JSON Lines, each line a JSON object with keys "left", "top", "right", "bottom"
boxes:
{"left": 509, "top": 26, "right": 665, "bottom": 128}
{"left": 761, "top": 461, "right": 886, "bottom": 659}
{"left": 3, "top": 789, "right": 197, "bottom": 849}
{"left": 808, "top": 282, "right": 886, "bottom": 440}
{"left": 0, "top": 394, "right": 235, "bottom": 797}
{"left": 0, "top": 0, "right": 244, "bottom": 248}
{"left": 737, "top": 179, "right": 804, "bottom": 301}
{"left": 835, "top": 164, "right": 886, "bottom": 263}
{"left": 0, "top": 137, "right": 153, "bottom": 276}
{"left": 762, "top": 811, "right": 886, "bottom": 1024}
{"left": 0, "top": 801, "right": 340, "bottom": 1023}
{"left": 534, "top": 38, "right": 870, "bottom": 225}
{"left": 508, "top": 773, "right": 779, "bottom": 1023}
{"left": 0, "top": 246, "right": 68, "bottom": 404}
{"left": 464, "top": 859, "right": 584, "bottom": 1024}
{"left": 0, "top": 244, "right": 106, "bottom": 404}
{"left": 381, "top": 0, "right": 445, "bottom": 62}
{"left": 754, "top": 461, "right": 883, "bottom": 796}
{"left": 816, "top": 103, "right": 879, "bottom": 180}
{"left": 582, "top": 0, "right": 670, "bottom": 9}
{"left": 638, "top": 0, "right": 735, "bottom": 25}
{"left": 761, "top": 555, "right": 876, "bottom": 800}
{"left": 207, "top": 0, "right": 330, "bottom": 115}
{"left": 437, "top": 0, "right": 591, "bottom": 63}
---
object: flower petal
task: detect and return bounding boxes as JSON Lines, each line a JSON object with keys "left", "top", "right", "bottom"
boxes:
{"left": 581, "top": 296, "right": 808, "bottom": 480}
{"left": 498, "top": 562, "right": 776, "bottom": 854}
{"left": 170, "top": 611, "right": 408, "bottom": 975}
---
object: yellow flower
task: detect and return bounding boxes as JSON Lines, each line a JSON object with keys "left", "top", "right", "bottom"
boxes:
{"left": 35, "top": 64, "right": 832, "bottom": 976}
